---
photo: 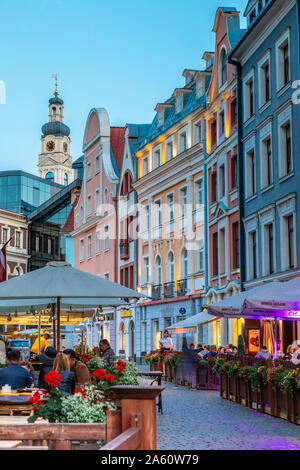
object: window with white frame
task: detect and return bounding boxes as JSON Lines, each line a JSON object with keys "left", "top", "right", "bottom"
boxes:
{"left": 95, "top": 189, "right": 100, "bottom": 213}
{"left": 244, "top": 71, "right": 255, "bottom": 121}
{"left": 219, "top": 165, "right": 225, "bottom": 198}
{"left": 246, "top": 148, "right": 256, "bottom": 198}
{"left": 87, "top": 195, "right": 92, "bottom": 216}
{"left": 80, "top": 239, "right": 85, "bottom": 261}
{"left": 219, "top": 48, "right": 227, "bottom": 88}
{"left": 194, "top": 120, "right": 202, "bottom": 144}
{"left": 195, "top": 179, "right": 204, "bottom": 206}
{"left": 153, "top": 149, "right": 161, "bottom": 169}
{"left": 104, "top": 225, "right": 109, "bottom": 251}
{"left": 87, "top": 234, "right": 92, "bottom": 258}
{"left": 144, "top": 257, "right": 150, "bottom": 284}
{"left": 249, "top": 230, "right": 258, "bottom": 279}
{"left": 167, "top": 193, "right": 174, "bottom": 224}
{"left": 276, "top": 29, "right": 290, "bottom": 91}
{"left": 177, "top": 95, "right": 182, "bottom": 113}
{"left": 158, "top": 110, "right": 163, "bottom": 128}
{"left": 167, "top": 252, "right": 175, "bottom": 282}
{"left": 80, "top": 205, "right": 83, "bottom": 219}
{"left": 95, "top": 231, "right": 101, "bottom": 254}
{"left": 181, "top": 248, "right": 188, "bottom": 279}
{"left": 219, "top": 228, "right": 226, "bottom": 275}
{"left": 197, "top": 79, "right": 203, "bottom": 98}
{"left": 179, "top": 131, "right": 187, "bottom": 153}
{"left": 15, "top": 231, "right": 21, "bottom": 249}
{"left": 142, "top": 155, "right": 149, "bottom": 175}
{"left": 155, "top": 255, "right": 162, "bottom": 285}
{"left": 279, "top": 109, "right": 292, "bottom": 178}
{"left": 219, "top": 111, "right": 225, "bottom": 136}
{"left": 87, "top": 161, "right": 92, "bottom": 180}
{"left": 166, "top": 141, "right": 174, "bottom": 161}
{"left": 180, "top": 187, "right": 188, "bottom": 220}
{"left": 264, "top": 223, "right": 275, "bottom": 275}
{"left": 2, "top": 228, "right": 8, "bottom": 244}
{"left": 198, "top": 241, "right": 204, "bottom": 272}
{"left": 258, "top": 52, "right": 270, "bottom": 107}
{"left": 261, "top": 135, "right": 273, "bottom": 188}
{"left": 95, "top": 155, "right": 100, "bottom": 174}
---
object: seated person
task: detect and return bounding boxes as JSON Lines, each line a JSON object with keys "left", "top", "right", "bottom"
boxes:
{"left": 93, "top": 339, "right": 115, "bottom": 365}
{"left": 63, "top": 349, "right": 90, "bottom": 387}
{"left": 255, "top": 345, "right": 271, "bottom": 360}
{"left": 52, "top": 353, "right": 75, "bottom": 395}
{"left": 37, "top": 347, "right": 57, "bottom": 389}
{"left": 0, "top": 350, "right": 33, "bottom": 390}
{"left": 21, "top": 361, "right": 36, "bottom": 387}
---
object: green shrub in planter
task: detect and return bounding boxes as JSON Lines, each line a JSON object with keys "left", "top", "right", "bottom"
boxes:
{"left": 198, "top": 359, "right": 209, "bottom": 369}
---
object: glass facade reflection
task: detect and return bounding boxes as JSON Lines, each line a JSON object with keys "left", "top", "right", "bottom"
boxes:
{"left": 0, "top": 171, "right": 62, "bottom": 216}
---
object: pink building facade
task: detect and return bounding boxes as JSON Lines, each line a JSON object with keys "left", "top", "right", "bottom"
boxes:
{"left": 72, "top": 108, "right": 125, "bottom": 350}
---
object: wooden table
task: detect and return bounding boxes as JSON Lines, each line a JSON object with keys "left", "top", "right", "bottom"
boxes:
{"left": 0, "top": 394, "right": 33, "bottom": 416}
{"left": 138, "top": 372, "right": 163, "bottom": 414}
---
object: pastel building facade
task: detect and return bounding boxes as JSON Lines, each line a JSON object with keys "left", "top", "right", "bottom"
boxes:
{"left": 229, "top": 0, "right": 300, "bottom": 350}
{"left": 134, "top": 66, "right": 212, "bottom": 362}
{"left": 205, "top": 7, "right": 244, "bottom": 347}
{"left": 115, "top": 124, "right": 150, "bottom": 359}
{"left": 72, "top": 108, "right": 125, "bottom": 351}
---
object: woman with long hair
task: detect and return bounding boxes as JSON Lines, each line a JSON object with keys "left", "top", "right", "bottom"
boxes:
{"left": 52, "top": 352, "right": 75, "bottom": 394}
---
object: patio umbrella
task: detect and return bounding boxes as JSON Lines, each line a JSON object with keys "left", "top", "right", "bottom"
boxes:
{"left": 206, "top": 279, "right": 300, "bottom": 359}
{"left": 0, "top": 262, "right": 145, "bottom": 300}
{"left": 0, "top": 261, "right": 144, "bottom": 350}
{"left": 167, "top": 310, "right": 215, "bottom": 335}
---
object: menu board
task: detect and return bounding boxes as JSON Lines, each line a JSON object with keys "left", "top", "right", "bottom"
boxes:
{"left": 248, "top": 329, "right": 260, "bottom": 354}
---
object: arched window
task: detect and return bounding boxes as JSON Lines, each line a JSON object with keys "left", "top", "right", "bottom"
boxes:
{"left": 155, "top": 255, "right": 162, "bottom": 285}
{"left": 167, "top": 252, "right": 175, "bottom": 282}
{"left": 52, "top": 107, "right": 56, "bottom": 115}
{"left": 220, "top": 48, "right": 227, "bottom": 86}
{"left": 119, "top": 322, "right": 125, "bottom": 352}
{"left": 181, "top": 248, "right": 188, "bottom": 279}
{"left": 46, "top": 172, "right": 54, "bottom": 183}
{"left": 64, "top": 173, "right": 68, "bottom": 186}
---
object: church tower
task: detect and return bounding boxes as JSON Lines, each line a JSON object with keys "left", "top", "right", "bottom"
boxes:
{"left": 38, "top": 80, "right": 72, "bottom": 186}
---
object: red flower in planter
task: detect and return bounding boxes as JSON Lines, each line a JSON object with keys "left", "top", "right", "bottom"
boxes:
{"left": 105, "top": 374, "right": 115, "bottom": 382}
{"left": 74, "top": 388, "right": 84, "bottom": 395}
{"left": 93, "top": 368, "right": 106, "bottom": 380}
{"left": 44, "top": 370, "right": 61, "bottom": 388}
{"left": 81, "top": 356, "right": 88, "bottom": 363}
{"left": 28, "top": 391, "right": 41, "bottom": 405}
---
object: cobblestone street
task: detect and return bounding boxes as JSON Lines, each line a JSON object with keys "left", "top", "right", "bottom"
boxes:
{"left": 141, "top": 374, "right": 300, "bottom": 450}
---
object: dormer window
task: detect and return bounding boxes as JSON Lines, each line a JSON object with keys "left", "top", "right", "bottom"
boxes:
{"left": 158, "top": 110, "right": 164, "bottom": 128}
{"left": 258, "top": 0, "right": 263, "bottom": 12}
{"left": 177, "top": 95, "right": 182, "bottom": 113}
{"left": 249, "top": 9, "right": 256, "bottom": 24}
{"left": 197, "top": 79, "right": 203, "bottom": 98}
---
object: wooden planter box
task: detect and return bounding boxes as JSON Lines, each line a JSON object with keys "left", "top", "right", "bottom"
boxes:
{"left": 0, "top": 386, "right": 165, "bottom": 450}
{"left": 219, "top": 374, "right": 300, "bottom": 425}
{"left": 197, "top": 368, "right": 208, "bottom": 389}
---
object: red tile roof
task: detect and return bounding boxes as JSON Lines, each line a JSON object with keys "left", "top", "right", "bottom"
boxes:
{"left": 60, "top": 195, "right": 80, "bottom": 234}
{"left": 110, "top": 126, "right": 126, "bottom": 172}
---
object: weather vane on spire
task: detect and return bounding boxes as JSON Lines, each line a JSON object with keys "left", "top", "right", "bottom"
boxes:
{"left": 52, "top": 74, "right": 58, "bottom": 95}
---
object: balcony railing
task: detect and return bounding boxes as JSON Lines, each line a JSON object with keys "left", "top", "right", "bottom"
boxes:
{"left": 152, "top": 284, "right": 162, "bottom": 301}
{"left": 177, "top": 279, "right": 187, "bottom": 297}
{"left": 119, "top": 241, "right": 129, "bottom": 260}
{"left": 164, "top": 282, "right": 175, "bottom": 299}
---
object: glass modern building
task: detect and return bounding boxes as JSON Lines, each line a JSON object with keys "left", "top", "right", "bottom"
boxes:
{"left": 0, "top": 171, "right": 63, "bottom": 216}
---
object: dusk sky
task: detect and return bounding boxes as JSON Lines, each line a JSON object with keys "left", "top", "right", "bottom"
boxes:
{"left": 0, "top": 0, "right": 246, "bottom": 175}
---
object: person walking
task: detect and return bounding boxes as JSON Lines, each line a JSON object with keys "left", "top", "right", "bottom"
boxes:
{"left": 159, "top": 330, "right": 174, "bottom": 377}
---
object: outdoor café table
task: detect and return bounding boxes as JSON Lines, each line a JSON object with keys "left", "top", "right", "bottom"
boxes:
{"left": 138, "top": 371, "right": 163, "bottom": 414}
{"left": 0, "top": 392, "right": 36, "bottom": 416}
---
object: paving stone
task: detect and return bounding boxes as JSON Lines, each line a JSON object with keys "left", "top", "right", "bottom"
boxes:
{"left": 138, "top": 366, "right": 300, "bottom": 450}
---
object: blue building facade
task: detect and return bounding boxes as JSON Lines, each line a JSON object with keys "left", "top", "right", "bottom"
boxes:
{"left": 229, "top": 0, "right": 300, "bottom": 350}
{"left": 0, "top": 171, "right": 62, "bottom": 216}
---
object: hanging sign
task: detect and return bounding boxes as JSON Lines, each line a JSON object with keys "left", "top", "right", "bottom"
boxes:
{"left": 120, "top": 309, "right": 132, "bottom": 318}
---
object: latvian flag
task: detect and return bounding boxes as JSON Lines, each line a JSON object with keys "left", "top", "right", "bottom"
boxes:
{"left": 0, "top": 243, "right": 7, "bottom": 283}
{"left": 0, "top": 237, "right": 12, "bottom": 283}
